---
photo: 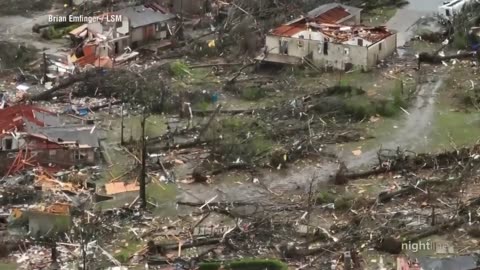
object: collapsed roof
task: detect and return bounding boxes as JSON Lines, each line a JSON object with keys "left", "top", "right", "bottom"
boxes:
{"left": 270, "top": 3, "right": 394, "bottom": 46}
{"left": 0, "top": 105, "right": 98, "bottom": 148}
{"left": 115, "top": 5, "right": 176, "bottom": 28}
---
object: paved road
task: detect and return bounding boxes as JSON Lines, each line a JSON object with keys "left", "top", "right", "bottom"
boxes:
{"left": 387, "top": 0, "right": 444, "bottom": 46}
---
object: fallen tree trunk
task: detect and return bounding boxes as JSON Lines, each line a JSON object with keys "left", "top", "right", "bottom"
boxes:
{"left": 30, "top": 72, "right": 89, "bottom": 101}
{"left": 89, "top": 100, "right": 122, "bottom": 111}
{"left": 418, "top": 51, "right": 477, "bottom": 65}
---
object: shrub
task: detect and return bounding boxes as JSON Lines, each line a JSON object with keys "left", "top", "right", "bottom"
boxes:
{"left": 345, "top": 96, "right": 376, "bottom": 120}
{"left": 375, "top": 100, "right": 397, "bottom": 117}
{"left": 392, "top": 81, "right": 407, "bottom": 108}
{"left": 325, "top": 85, "right": 365, "bottom": 96}
{"left": 452, "top": 31, "right": 468, "bottom": 49}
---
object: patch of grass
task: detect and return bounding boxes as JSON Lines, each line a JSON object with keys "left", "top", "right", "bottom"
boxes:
{"left": 344, "top": 80, "right": 407, "bottom": 119}
{"left": 392, "top": 81, "right": 408, "bottom": 108}
{"left": 0, "top": 41, "right": 37, "bottom": 69}
{"left": 316, "top": 191, "right": 337, "bottom": 205}
{"left": 229, "top": 259, "right": 288, "bottom": 270}
{"left": 334, "top": 194, "right": 355, "bottom": 210}
{"left": 199, "top": 259, "right": 288, "bottom": 270}
{"left": 193, "top": 100, "right": 211, "bottom": 111}
{"left": 147, "top": 182, "right": 176, "bottom": 202}
{"left": 221, "top": 117, "right": 251, "bottom": 130}
{"left": 251, "top": 135, "right": 275, "bottom": 155}
{"left": 452, "top": 31, "right": 468, "bottom": 50}
{"left": 285, "top": 66, "right": 308, "bottom": 78}
{"left": 241, "top": 87, "right": 266, "bottom": 101}
{"left": 362, "top": 7, "right": 397, "bottom": 26}
{"left": 325, "top": 85, "right": 365, "bottom": 96}
{"left": 0, "top": 263, "right": 17, "bottom": 270}
{"left": 345, "top": 96, "right": 377, "bottom": 119}
{"left": 208, "top": 117, "right": 276, "bottom": 163}
{"left": 428, "top": 109, "right": 480, "bottom": 150}
{"left": 41, "top": 23, "right": 83, "bottom": 40}
{"left": 114, "top": 239, "right": 143, "bottom": 263}
{"left": 199, "top": 262, "right": 222, "bottom": 270}
{"left": 169, "top": 60, "right": 192, "bottom": 78}
{"left": 375, "top": 100, "right": 398, "bottom": 117}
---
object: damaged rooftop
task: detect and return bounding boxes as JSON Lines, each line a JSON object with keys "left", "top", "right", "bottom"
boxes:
{"left": 271, "top": 3, "right": 394, "bottom": 45}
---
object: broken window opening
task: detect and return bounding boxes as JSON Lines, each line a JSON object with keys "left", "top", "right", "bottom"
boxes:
{"left": 344, "top": 48, "right": 350, "bottom": 55}
{"left": 357, "top": 39, "right": 363, "bottom": 46}
{"left": 379, "top": 42, "right": 382, "bottom": 51}
{"left": 4, "top": 138, "right": 13, "bottom": 150}
{"left": 323, "top": 42, "right": 328, "bottom": 55}
{"left": 279, "top": 40, "right": 288, "bottom": 55}
{"left": 74, "top": 150, "right": 87, "bottom": 161}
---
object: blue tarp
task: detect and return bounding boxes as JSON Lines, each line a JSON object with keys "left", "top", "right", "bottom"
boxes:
{"left": 77, "top": 108, "right": 89, "bottom": 116}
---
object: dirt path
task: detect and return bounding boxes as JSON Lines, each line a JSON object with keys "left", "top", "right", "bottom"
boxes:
{"left": 345, "top": 75, "right": 444, "bottom": 169}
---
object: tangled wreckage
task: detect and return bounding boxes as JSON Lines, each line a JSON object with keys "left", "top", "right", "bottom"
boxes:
{"left": 2, "top": 0, "right": 480, "bottom": 269}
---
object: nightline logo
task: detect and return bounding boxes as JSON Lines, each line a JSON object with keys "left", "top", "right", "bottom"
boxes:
{"left": 402, "top": 240, "right": 455, "bottom": 254}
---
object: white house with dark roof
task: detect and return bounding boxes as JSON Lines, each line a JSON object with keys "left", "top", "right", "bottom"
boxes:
{"left": 258, "top": 3, "right": 397, "bottom": 71}
{"left": 86, "top": 4, "right": 177, "bottom": 54}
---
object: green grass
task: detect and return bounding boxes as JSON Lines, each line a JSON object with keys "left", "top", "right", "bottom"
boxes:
{"left": 147, "top": 182, "right": 177, "bottom": 202}
{"left": 199, "top": 259, "right": 288, "bottom": 270}
{"left": 241, "top": 87, "right": 266, "bottom": 101}
{"left": 362, "top": 7, "right": 397, "bottom": 26}
{"left": 169, "top": 60, "right": 192, "bottom": 77}
{"left": 0, "top": 263, "right": 17, "bottom": 270}
{"left": 427, "top": 109, "right": 480, "bottom": 150}
{"left": 193, "top": 100, "right": 211, "bottom": 111}
{"left": 114, "top": 239, "right": 143, "bottom": 263}
{"left": 452, "top": 31, "right": 468, "bottom": 49}
{"left": 316, "top": 190, "right": 337, "bottom": 205}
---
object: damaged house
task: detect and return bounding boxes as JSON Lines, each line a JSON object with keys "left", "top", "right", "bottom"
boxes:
{"left": 0, "top": 105, "right": 99, "bottom": 175}
{"left": 70, "top": 4, "right": 177, "bottom": 67}
{"left": 259, "top": 3, "right": 397, "bottom": 71}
